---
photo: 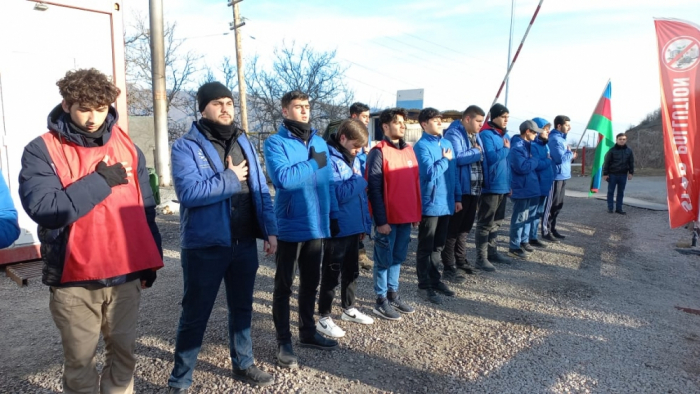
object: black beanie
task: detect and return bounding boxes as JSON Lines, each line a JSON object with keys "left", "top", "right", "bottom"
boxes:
{"left": 489, "top": 103, "right": 509, "bottom": 119}
{"left": 197, "top": 82, "right": 234, "bottom": 112}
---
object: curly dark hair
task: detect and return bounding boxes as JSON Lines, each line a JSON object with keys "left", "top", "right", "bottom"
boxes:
{"left": 57, "top": 68, "right": 121, "bottom": 107}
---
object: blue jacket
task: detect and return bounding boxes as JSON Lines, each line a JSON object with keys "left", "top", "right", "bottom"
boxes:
{"left": 414, "top": 132, "right": 457, "bottom": 216}
{"left": 531, "top": 136, "right": 554, "bottom": 196}
{"left": 0, "top": 172, "right": 20, "bottom": 249}
{"left": 548, "top": 129, "right": 574, "bottom": 180}
{"left": 479, "top": 125, "right": 510, "bottom": 194}
{"left": 443, "top": 120, "right": 483, "bottom": 196}
{"left": 508, "top": 135, "right": 540, "bottom": 199}
{"left": 172, "top": 123, "right": 277, "bottom": 249}
{"left": 264, "top": 124, "right": 334, "bottom": 242}
{"left": 357, "top": 149, "right": 367, "bottom": 176}
{"left": 327, "top": 138, "right": 372, "bottom": 237}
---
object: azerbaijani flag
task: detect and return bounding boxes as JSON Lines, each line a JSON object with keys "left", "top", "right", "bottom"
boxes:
{"left": 587, "top": 81, "right": 615, "bottom": 195}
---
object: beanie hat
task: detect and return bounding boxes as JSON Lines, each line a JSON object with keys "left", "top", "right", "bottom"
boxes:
{"left": 197, "top": 82, "right": 233, "bottom": 112}
{"left": 489, "top": 103, "right": 509, "bottom": 119}
{"left": 532, "top": 117, "right": 551, "bottom": 131}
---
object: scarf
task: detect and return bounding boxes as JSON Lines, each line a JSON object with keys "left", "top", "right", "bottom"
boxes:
{"left": 284, "top": 119, "right": 312, "bottom": 142}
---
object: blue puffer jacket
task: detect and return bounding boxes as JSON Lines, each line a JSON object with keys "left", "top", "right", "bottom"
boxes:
{"left": 531, "top": 136, "right": 554, "bottom": 196}
{"left": 357, "top": 149, "right": 367, "bottom": 176}
{"left": 172, "top": 123, "right": 278, "bottom": 249}
{"left": 0, "top": 172, "right": 20, "bottom": 249}
{"left": 509, "top": 135, "right": 540, "bottom": 199}
{"left": 414, "top": 132, "right": 457, "bottom": 216}
{"left": 264, "top": 124, "right": 334, "bottom": 242}
{"left": 548, "top": 129, "right": 574, "bottom": 180}
{"left": 327, "top": 138, "right": 371, "bottom": 237}
{"left": 443, "top": 120, "right": 483, "bottom": 196}
{"left": 480, "top": 125, "right": 510, "bottom": 194}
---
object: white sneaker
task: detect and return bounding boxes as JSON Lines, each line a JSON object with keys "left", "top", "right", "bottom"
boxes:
{"left": 341, "top": 308, "right": 375, "bottom": 325}
{"left": 316, "top": 317, "right": 345, "bottom": 338}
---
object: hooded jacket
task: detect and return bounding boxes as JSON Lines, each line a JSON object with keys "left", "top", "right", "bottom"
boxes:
{"left": 264, "top": 123, "right": 334, "bottom": 242}
{"left": 171, "top": 122, "right": 277, "bottom": 249}
{"left": 548, "top": 129, "right": 574, "bottom": 180}
{"left": 479, "top": 124, "right": 511, "bottom": 194}
{"left": 414, "top": 131, "right": 457, "bottom": 216}
{"left": 443, "top": 119, "right": 483, "bottom": 196}
{"left": 508, "top": 135, "right": 540, "bottom": 199}
{"left": 18, "top": 105, "right": 162, "bottom": 287}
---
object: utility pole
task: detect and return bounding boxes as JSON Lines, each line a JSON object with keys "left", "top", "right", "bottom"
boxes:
{"left": 505, "top": 0, "right": 515, "bottom": 107}
{"left": 228, "top": 0, "right": 249, "bottom": 133}
{"left": 150, "top": 0, "right": 171, "bottom": 186}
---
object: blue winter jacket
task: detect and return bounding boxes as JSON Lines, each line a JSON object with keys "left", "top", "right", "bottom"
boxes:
{"left": 531, "top": 136, "right": 554, "bottom": 196}
{"left": 357, "top": 149, "right": 367, "bottom": 176}
{"left": 443, "top": 120, "right": 483, "bottom": 196}
{"left": 264, "top": 124, "right": 334, "bottom": 242}
{"left": 548, "top": 129, "right": 574, "bottom": 181}
{"left": 327, "top": 139, "right": 372, "bottom": 237}
{"left": 172, "top": 123, "right": 278, "bottom": 249}
{"left": 414, "top": 132, "right": 457, "bottom": 216}
{"left": 0, "top": 172, "right": 20, "bottom": 248}
{"left": 480, "top": 126, "right": 511, "bottom": 194}
{"left": 508, "top": 135, "right": 540, "bottom": 199}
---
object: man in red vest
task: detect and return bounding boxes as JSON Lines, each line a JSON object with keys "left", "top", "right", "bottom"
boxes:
{"left": 366, "top": 108, "right": 421, "bottom": 320}
{"left": 18, "top": 68, "right": 163, "bottom": 394}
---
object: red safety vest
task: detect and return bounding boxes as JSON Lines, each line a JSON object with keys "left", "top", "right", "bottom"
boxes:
{"left": 41, "top": 126, "right": 163, "bottom": 283}
{"left": 371, "top": 140, "right": 422, "bottom": 224}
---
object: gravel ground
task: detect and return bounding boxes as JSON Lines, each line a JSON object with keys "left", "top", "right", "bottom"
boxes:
{"left": 1, "top": 190, "right": 699, "bottom": 393}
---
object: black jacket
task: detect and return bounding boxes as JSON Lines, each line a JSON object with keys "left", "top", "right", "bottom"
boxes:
{"left": 603, "top": 144, "right": 634, "bottom": 176}
{"left": 18, "top": 105, "right": 162, "bottom": 287}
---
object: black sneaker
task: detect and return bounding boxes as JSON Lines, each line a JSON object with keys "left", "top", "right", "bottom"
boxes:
{"left": 528, "top": 239, "right": 547, "bottom": 248}
{"left": 520, "top": 243, "right": 534, "bottom": 253}
{"left": 552, "top": 230, "right": 566, "bottom": 239}
{"left": 389, "top": 295, "right": 415, "bottom": 314}
{"left": 434, "top": 282, "right": 455, "bottom": 297}
{"left": 299, "top": 332, "right": 338, "bottom": 351}
{"left": 489, "top": 252, "right": 511, "bottom": 265}
{"left": 475, "top": 258, "right": 496, "bottom": 272}
{"left": 615, "top": 210, "right": 627, "bottom": 215}
{"left": 456, "top": 261, "right": 475, "bottom": 275}
{"left": 277, "top": 343, "right": 298, "bottom": 368}
{"left": 417, "top": 288, "right": 442, "bottom": 304}
{"left": 373, "top": 299, "right": 401, "bottom": 320}
{"left": 542, "top": 234, "right": 560, "bottom": 243}
{"left": 608, "top": 209, "right": 614, "bottom": 214}
{"left": 233, "top": 365, "right": 274, "bottom": 387}
{"left": 442, "top": 268, "right": 467, "bottom": 284}
{"left": 508, "top": 248, "right": 528, "bottom": 259}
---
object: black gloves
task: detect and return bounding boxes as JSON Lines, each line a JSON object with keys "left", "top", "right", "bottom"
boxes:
{"left": 141, "top": 269, "right": 157, "bottom": 288}
{"left": 309, "top": 147, "right": 327, "bottom": 169}
{"left": 330, "top": 219, "right": 340, "bottom": 237}
{"left": 95, "top": 161, "right": 128, "bottom": 188}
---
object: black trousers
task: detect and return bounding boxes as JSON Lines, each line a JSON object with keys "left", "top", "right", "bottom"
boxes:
{"left": 318, "top": 234, "right": 361, "bottom": 316}
{"left": 543, "top": 180, "right": 566, "bottom": 235}
{"left": 416, "top": 215, "right": 450, "bottom": 289}
{"left": 442, "top": 194, "right": 479, "bottom": 266}
{"left": 272, "top": 239, "right": 323, "bottom": 345}
{"left": 475, "top": 193, "right": 508, "bottom": 256}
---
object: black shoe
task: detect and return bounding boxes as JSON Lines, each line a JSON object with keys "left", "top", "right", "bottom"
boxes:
{"left": 616, "top": 210, "right": 627, "bottom": 215}
{"left": 528, "top": 239, "right": 547, "bottom": 248}
{"left": 456, "top": 260, "right": 475, "bottom": 275}
{"left": 520, "top": 243, "right": 534, "bottom": 253}
{"left": 542, "top": 234, "right": 560, "bottom": 243}
{"left": 608, "top": 209, "right": 614, "bottom": 214}
{"left": 168, "top": 388, "right": 188, "bottom": 394}
{"left": 508, "top": 248, "right": 528, "bottom": 259}
{"left": 489, "top": 252, "right": 511, "bottom": 265}
{"left": 442, "top": 268, "right": 467, "bottom": 284}
{"left": 299, "top": 332, "right": 338, "bottom": 351}
{"left": 475, "top": 258, "right": 496, "bottom": 272}
{"left": 434, "top": 281, "right": 455, "bottom": 297}
{"left": 417, "top": 288, "right": 442, "bottom": 304}
{"left": 552, "top": 230, "right": 566, "bottom": 239}
{"left": 233, "top": 365, "right": 274, "bottom": 387}
{"left": 277, "top": 343, "right": 298, "bottom": 368}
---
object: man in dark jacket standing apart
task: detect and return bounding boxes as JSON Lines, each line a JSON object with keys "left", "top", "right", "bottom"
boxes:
{"left": 19, "top": 68, "right": 163, "bottom": 394}
{"left": 603, "top": 133, "right": 634, "bottom": 214}
{"left": 264, "top": 90, "right": 339, "bottom": 369}
{"left": 543, "top": 115, "right": 576, "bottom": 242}
{"left": 475, "top": 104, "right": 512, "bottom": 271}
{"left": 168, "top": 82, "right": 277, "bottom": 392}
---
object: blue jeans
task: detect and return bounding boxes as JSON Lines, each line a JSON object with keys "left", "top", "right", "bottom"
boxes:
{"left": 510, "top": 197, "right": 540, "bottom": 249}
{"left": 530, "top": 195, "right": 547, "bottom": 241}
{"left": 373, "top": 223, "right": 411, "bottom": 298}
{"left": 607, "top": 174, "right": 628, "bottom": 211}
{"left": 169, "top": 240, "right": 259, "bottom": 389}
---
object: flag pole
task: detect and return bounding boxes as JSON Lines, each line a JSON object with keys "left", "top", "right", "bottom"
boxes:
{"left": 490, "top": 0, "right": 545, "bottom": 108}
{"left": 575, "top": 78, "right": 611, "bottom": 149}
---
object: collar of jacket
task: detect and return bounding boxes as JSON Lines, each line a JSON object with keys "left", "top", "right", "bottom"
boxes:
{"left": 47, "top": 104, "right": 118, "bottom": 147}
{"left": 383, "top": 136, "right": 407, "bottom": 149}
{"left": 277, "top": 123, "right": 318, "bottom": 142}
{"left": 421, "top": 131, "right": 443, "bottom": 144}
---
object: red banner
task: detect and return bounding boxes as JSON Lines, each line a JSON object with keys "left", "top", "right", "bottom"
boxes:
{"left": 654, "top": 19, "right": 700, "bottom": 228}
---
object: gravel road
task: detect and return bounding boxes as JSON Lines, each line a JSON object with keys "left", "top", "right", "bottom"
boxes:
{"left": 1, "top": 188, "right": 699, "bottom": 393}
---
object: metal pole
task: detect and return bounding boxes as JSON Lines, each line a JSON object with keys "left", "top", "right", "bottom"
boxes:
{"left": 505, "top": 0, "right": 515, "bottom": 108}
{"left": 229, "top": 0, "right": 249, "bottom": 132}
{"left": 149, "top": 0, "right": 171, "bottom": 186}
